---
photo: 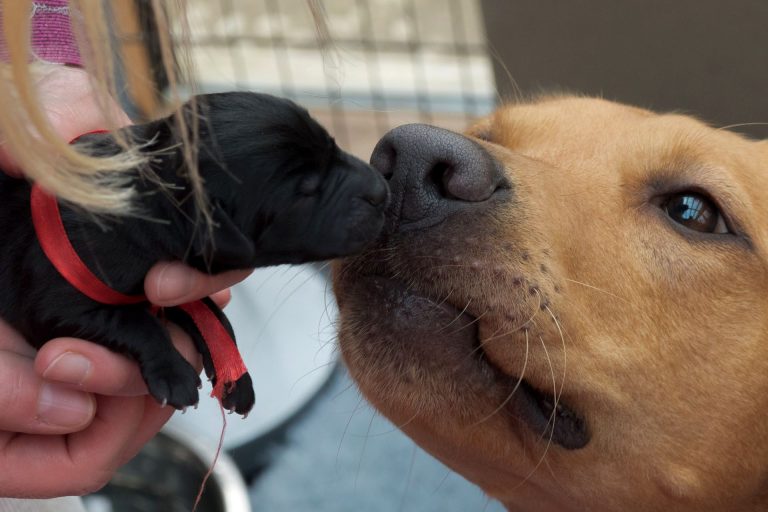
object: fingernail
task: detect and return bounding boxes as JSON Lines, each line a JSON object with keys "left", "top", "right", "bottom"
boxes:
{"left": 42, "top": 352, "right": 92, "bottom": 385}
{"left": 37, "top": 383, "right": 94, "bottom": 428}
{"left": 156, "top": 263, "right": 196, "bottom": 302}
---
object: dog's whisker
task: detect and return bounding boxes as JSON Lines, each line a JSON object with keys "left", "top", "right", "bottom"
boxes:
{"left": 437, "top": 298, "right": 473, "bottom": 333}
{"left": 445, "top": 309, "right": 487, "bottom": 336}
{"left": 330, "top": 379, "right": 360, "bottom": 403}
{"left": 354, "top": 410, "right": 378, "bottom": 490}
{"left": 431, "top": 288, "right": 455, "bottom": 311}
{"left": 538, "top": 334, "right": 559, "bottom": 434}
{"left": 250, "top": 268, "right": 320, "bottom": 347}
{"left": 467, "top": 329, "right": 530, "bottom": 428}
{"left": 473, "top": 293, "right": 541, "bottom": 348}
{"left": 563, "top": 277, "right": 628, "bottom": 303}
{"left": 544, "top": 302, "right": 568, "bottom": 411}
{"left": 397, "top": 444, "right": 418, "bottom": 512}
{"left": 336, "top": 394, "right": 367, "bottom": 474}
{"left": 486, "top": 43, "right": 524, "bottom": 103}
{"left": 512, "top": 334, "right": 558, "bottom": 491}
{"left": 353, "top": 408, "right": 422, "bottom": 438}
{"left": 289, "top": 361, "right": 338, "bottom": 395}
{"left": 464, "top": 316, "right": 531, "bottom": 363}
{"left": 432, "top": 469, "right": 454, "bottom": 495}
{"left": 717, "top": 121, "right": 768, "bottom": 131}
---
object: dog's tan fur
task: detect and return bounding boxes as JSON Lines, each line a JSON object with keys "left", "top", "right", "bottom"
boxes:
{"left": 333, "top": 96, "right": 768, "bottom": 511}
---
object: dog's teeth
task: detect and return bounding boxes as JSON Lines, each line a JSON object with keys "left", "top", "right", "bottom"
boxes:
{"left": 160, "top": 398, "right": 168, "bottom": 408}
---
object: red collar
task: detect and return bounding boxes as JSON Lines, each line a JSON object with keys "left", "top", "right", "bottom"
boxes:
{"left": 31, "top": 184, "right": 146, "bottom": 305}
{"left": 30, "top": 130, "right": 248, "bottom": 406}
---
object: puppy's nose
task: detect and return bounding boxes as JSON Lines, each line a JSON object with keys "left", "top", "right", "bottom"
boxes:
{"left": 370, "top": 124, "right": 507, "bottom": 232}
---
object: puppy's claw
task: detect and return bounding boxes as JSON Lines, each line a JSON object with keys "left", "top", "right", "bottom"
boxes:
{"left": 180, "top": 406, "right": 188, "bottom": 414}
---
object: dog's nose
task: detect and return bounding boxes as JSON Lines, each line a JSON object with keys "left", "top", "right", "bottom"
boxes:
{"left": 370, "top": 124, "right": 507, "bottom": 232}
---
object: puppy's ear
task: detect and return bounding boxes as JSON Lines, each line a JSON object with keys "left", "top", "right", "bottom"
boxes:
{"left": 192, "top": 202, "right": 255, "bottom": 271}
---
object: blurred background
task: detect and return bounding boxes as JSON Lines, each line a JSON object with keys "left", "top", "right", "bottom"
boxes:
{"left": 88, "top": 1, "right": 768, "bottom": 511}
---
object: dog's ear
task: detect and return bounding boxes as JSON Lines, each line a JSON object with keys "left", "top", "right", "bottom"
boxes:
{"left": 192, "top": 202, "right": 255, "bottom": 271}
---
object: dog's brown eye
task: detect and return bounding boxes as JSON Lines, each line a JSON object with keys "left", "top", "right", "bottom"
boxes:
{"left": 664, "top": 193, "right": 728, "bottom": 234}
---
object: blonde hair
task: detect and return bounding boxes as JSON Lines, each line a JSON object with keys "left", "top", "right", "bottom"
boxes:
{"left": 0, "top": 0, "right": 198, "bottom": 215}
{"left": 0, "top": 0, "right": 330, "bottom": 217}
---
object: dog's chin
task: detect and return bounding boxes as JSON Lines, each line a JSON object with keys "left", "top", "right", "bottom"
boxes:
{"left": 335, "top": 271, "right": 590, "bottom": 451}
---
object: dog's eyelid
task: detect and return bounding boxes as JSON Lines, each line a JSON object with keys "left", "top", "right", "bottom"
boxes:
{"left": 658, "top": 189, "right": 738, "bottom": 237}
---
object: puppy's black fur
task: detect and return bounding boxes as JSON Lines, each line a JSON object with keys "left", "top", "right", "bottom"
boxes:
{"left": 0, "top": 92, "right": 388, "bottom": 414}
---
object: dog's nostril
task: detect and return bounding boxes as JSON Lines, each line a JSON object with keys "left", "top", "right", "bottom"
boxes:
{"left": 429, "top": 161, "right": 459, "bottom": 200}
{"left": 443, "top": 157, "right": 504, "bottom": 202}
{"left": 370, "top": 141, "right": 396, "bottom": 181}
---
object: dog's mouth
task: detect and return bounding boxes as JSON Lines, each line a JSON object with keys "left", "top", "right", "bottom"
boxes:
{"left": 338, "top": 272, "right": 590, "bottom": 451}
{"left": 480, "top": 349, "right": 591, "bottom": 450}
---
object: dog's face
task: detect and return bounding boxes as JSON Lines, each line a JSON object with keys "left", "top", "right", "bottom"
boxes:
{"left": 135, "top": 92, "right": 389, "bottom": 269}
{"left": 333, "top": 96, "right": 768, "bottom": 511}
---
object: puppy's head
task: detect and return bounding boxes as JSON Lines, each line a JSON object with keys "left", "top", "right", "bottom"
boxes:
{"left": 134, "top": 92, "right": 388, "bottom": 269}
{"left": 333, "top": 96, "right": 768, "bottom": 511}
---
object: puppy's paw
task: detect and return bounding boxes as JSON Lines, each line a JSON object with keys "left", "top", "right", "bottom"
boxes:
{"left": 220, "top": 372, "right": 255, "bottom": 416}
{"left": 143, "top": 359, "right": 202, "bottom": 409}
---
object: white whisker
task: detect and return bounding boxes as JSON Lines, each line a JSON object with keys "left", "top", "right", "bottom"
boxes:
{"left": 467, "top": 329, "right": 530, "bottom": 428}
{"left": 563, "top": 277, "right": 628, "bottom": 303}
{"left": 437, "top": 298, "right": 473, "bottom": 332}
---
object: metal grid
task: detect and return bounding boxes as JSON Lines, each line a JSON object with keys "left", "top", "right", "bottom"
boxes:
{"left": 185, "top": 0, "right": 495, "bottom": 157}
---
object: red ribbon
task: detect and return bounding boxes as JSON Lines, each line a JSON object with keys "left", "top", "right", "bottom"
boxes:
{"left": 30, "top": 130, "right": 247, "bottom": 404}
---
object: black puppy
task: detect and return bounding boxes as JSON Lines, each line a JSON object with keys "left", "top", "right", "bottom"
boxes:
{"left": 0, "top": 92, "right": 388, "bottom": 414}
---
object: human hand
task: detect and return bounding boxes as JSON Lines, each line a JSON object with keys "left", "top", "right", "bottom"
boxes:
{"left": 0, "top": 317, "right": 202, "bottom": 497}
{"left": 0, "top": 268, "right": 252, "bottom": 498}
{"left": 0, "top": 65, "right": 131, "bottom": 178}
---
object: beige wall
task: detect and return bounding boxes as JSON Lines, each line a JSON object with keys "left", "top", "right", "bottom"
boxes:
{"left": 480, "top": 0, "right": 768, "bottom": 138}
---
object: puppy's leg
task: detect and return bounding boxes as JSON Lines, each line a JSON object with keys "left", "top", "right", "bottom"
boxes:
{"left": 164, "top": 298, "right": 255, "bottom": 415}
{"left": 76, "top": 306, "right": 202, "bottom": 409}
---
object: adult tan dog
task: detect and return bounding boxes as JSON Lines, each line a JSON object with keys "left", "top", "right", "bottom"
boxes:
{"left": 333, "top": 95, "right": 768, "bottom": 512}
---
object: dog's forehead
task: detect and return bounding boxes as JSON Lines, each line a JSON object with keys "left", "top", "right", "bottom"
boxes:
{"left": 483, "top": 95, "right": 768, "bottom": 196}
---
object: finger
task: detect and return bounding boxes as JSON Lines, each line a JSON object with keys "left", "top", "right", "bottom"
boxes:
{"left": 117, "top": 396, "right": 175, "bottom": 466}
{"left": 210, "top": 288, "right": 232, "bottom": 308}
{"left": 0, "top": 350, "right": 95, "bottom": 435}
{"left": 0, "top": 394, "right": 145, "bottom": 497}
{"left": 145, "top": 262, "right": 252, "bottom": 307}
{"left": 0, "top": 317, "right": 36, "bottom": 356}
{"left": 35, "top": 326, "right": 202, "bottom": 397}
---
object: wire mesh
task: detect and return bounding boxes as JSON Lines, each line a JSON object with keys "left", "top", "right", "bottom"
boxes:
{"left": 185, "top": 0, "right": 496, "bottom": 158}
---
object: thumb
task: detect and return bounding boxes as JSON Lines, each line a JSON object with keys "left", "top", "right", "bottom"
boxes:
{"left": 0, "top": 350, "right": 95, "bottom": 434}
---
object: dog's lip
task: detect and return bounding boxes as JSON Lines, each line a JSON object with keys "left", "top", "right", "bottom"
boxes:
{"left": 479, "top": 349, "right": 591, "bottom": 450}
{"left": 343, "top": 272, "right": 590, "bottom": 450}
